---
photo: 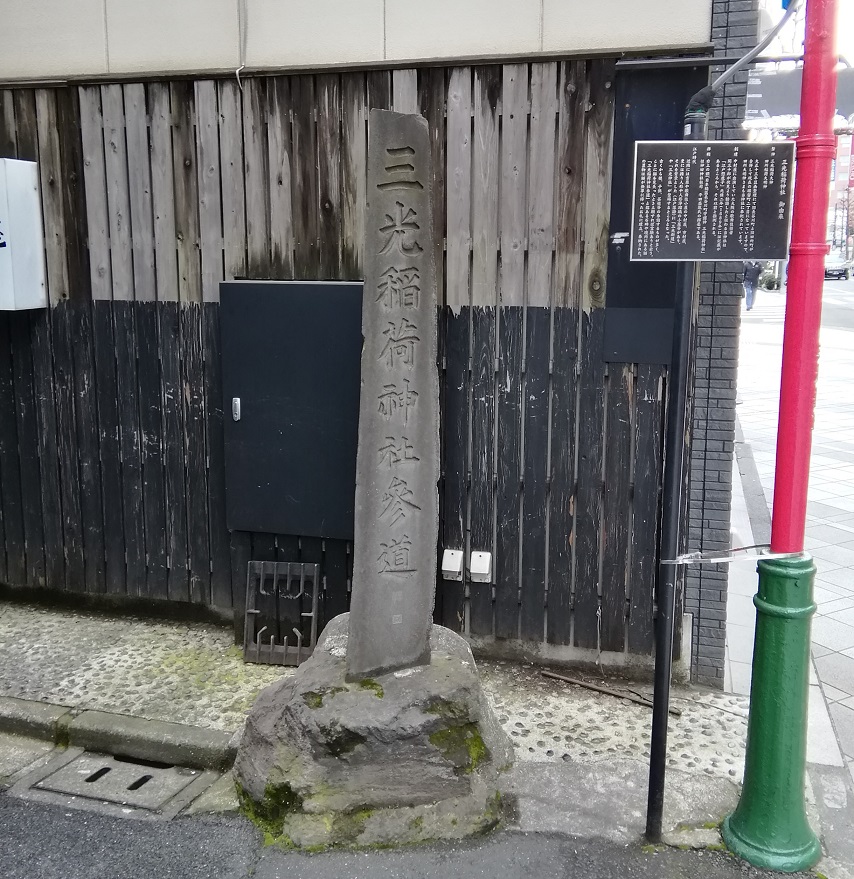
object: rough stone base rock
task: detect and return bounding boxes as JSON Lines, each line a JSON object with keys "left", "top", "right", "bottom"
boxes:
{"left": 233, "top": 614, "right": 512, "bottom": 849}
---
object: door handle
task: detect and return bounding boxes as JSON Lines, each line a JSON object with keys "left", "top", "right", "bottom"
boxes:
{"left": 232, "top": 397, "right": 241, "bottom": 421}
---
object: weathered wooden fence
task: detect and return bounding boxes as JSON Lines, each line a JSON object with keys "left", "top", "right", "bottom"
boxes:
{"left": 0, "top": 61, "right": 665, "bottom": 658}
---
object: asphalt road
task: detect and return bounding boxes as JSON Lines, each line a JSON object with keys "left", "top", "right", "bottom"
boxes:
{"left": 0, "top": 795, "right": 817, "bottom": 879}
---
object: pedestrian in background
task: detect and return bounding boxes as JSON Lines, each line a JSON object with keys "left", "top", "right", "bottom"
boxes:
{"left": 743, "top": 260, "right": 762, "bottom": 311}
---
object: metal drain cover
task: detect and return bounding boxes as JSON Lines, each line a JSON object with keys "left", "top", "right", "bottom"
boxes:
{"left": 8, "top": 749, "right": 218, "bottom": 820}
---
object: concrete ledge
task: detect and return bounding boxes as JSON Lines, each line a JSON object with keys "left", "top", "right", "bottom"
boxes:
{"left": 0, "top": 696, "right": 73, "bottom": 742}
{"left": 68, "top": 711, "right": 236, "bottom": 771}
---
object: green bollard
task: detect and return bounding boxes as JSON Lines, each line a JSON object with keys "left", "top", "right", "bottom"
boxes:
{"left": 722, "top": 555, "right": 822, "bottom": 872}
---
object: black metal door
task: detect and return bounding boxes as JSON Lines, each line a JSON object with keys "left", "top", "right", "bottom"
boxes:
{"left": 220, "top": 281, "right": 363, "bottom": 540}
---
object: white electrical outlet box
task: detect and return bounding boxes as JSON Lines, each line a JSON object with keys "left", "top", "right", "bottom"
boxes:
{"left": 0, "top": 159, "right": 47, "bottom": 311}
{"left": 468, "top": 551, "right": 492, "bottom": 583}
{"left": 441, "top": 549, "right": 464, "bottom": 581}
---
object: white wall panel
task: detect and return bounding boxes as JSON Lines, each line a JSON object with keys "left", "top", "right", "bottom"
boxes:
{"left": 0, "top": 0, "right": 713, "bottom": 81}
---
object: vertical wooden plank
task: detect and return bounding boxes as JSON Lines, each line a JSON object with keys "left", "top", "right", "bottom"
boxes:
{"left": 79, "top": 86, "right": 113, "bottom": 300}
{"left": 367, "top": 71, "right": 392, "bottom": 111}
{"left": 322, "top": 539, "right": 350, "bottom": 624}
{"left": 572, "top": 59, "right": 615, "bottom": 650}
{"left": 573, "top": 314, "right": 606, "bottom": 650}
{"left": 600, "top": 365, "right": 634, "bottom": 652}
{"left": 424, "top": 68, "right": 447, "bottom": 627}
{"left": 7, "top": 98, "right": 45, "bottom": 586}
{"left": 545, "top": 306, "right": 578, "bottom": 644}
{"left": 150, "top": 83, "right": 179, "bottom": 301}
{"left": 70, "top": 303, "right": 106, "bottom": 593}
{"left": 31, "top": 91, "right": 67, "bottom": 304}
{"left": 171, "top": 81, "right": 202, "bottom": 303}
{"left": 195, "top": 80, "right": 224, "bottom": 302}
{"left": 11, "top": 314, "right": 45, "bottom": 588}
{"left": 114, "top": 301, "right": 146, "bottom": 595}
{"left": 317, "top": 74, "right": 342, "bottom": 279}
{"left": 499, "top": 65, "right": 528, "bottom": 304}
{"left": 392, "top": 69, "right": 418, "bottom": 113}
{"left": 242, "top": 78, "right": 270, "bottom": 278}
{"left": 0, "top": 90, "right": 16, "bottom": 156}
{"left": 267, "top": 76, "right": 294, "bottom": 280}
{"left": 183, "top": 304, "right": 210, "bottom": 604}
{"left": 291, "top": 75, "right": 319, "bottom": 280}
{"left": 0, "top": 314, "right": 25, "bottom": 584}
{"left": 136, "top": 300, "right": 169, "bottom": 599}
{"left": 525, "top": 64, "right": 558, "bottom": 308}
{"left": 468, "top": 65, "right": 501, "bottom": 637}
{"left": 218, "top": 79, "right": 247, "bottom": 282}
{"left": 442, "top": 67, "right": 472, "bottom": 632}
{"left": 341, "top": 73, "right": 367, "bottom": 281}
{"left": 581, "top": 59, "right": 615, "bottom": 313}
{"left": 124, "top": 83, "right": 156, "bottom": 301}
{"left": 520, "top": 63, "right": 557, "bottom": 642}
{"left": 419, "top": 67, "right": 446, "bottom": 308}
{"left": 553, "top": 61, "right": 586, "bottom": 310}
{"left": 12, "top": 91, "right": 37, "bottom": 161}
{"left": 494, "top": 64, "right": 528, "bottom": 640}
{"left": 547, "top": 61, "right": 586, "bottom": 645}
{"left": 51, "top": 303, "right": 85, "bottom": 591}
{"left": 231, "top": 531, "right": 252, "bottom": 634}
{"left": 161, "top": 301, "right": 189, "bottom": 599}
{"left": 203, "top": 304, "right": 232, "bottom": 609}
{"left": 127, "top": 85, "right": 167, "bottom": 596}
{"left": 101, "top": 84, "right": 134, "bottom": 301}
{"left": 92, "top": 301, "right": 126, "bottom": 594}
{"left": 55, "top": 88, "right": 90, "bottom": 301}
{"left": 31, "top": 311, "right": 64, "bottom": 590}
{"left": 628, "top": 364, "right": 662, "bottom": 653}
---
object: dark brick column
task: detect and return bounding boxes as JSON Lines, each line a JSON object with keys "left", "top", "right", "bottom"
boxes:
{"left": 684, "top": 0, "right": 759, "bottom": 687}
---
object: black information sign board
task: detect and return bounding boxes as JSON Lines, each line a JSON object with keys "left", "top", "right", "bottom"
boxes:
{"left": 630, "top": 140, "right": 795, "bottom": 262}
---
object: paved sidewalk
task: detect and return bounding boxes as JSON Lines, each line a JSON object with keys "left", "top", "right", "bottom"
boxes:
{"left": 730, "top": 280, "right": 854, "bottom": 782}
{"left": 725, "top": 280, "right": 854, "bottom": 874}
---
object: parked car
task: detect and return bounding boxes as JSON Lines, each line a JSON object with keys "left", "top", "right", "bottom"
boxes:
{"left": 824, "top": 251, "right": 851, "bottom": 280}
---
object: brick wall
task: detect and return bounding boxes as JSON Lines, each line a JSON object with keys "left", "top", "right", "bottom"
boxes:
{"left": 684, "top": 0, "right": 758, "bottom": 687}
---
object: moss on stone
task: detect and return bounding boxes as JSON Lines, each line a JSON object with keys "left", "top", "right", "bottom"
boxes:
{"left": 303, "top": 691, "right": 324, "bottom": 709}
{"left": 301, "top": 686, "right": 347, "bottom": 710}
{"left": 332, "top": 807, "right": 374, "bottom": 842}
{"left": 425, "top": 697, "right": 470, "bottom": 724}
{"left": 429, "top": 723, "right": 488, "bottom": 774}
{"left": 236, "top": 780, "right": 304, "bottom": 838}
{"left": 408, "top": 815, "right": 424, "bottom": 832}
{"left": 357, "top": 679, "right": 384, "bottom": 698}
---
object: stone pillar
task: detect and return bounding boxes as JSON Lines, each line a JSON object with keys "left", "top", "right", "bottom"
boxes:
{"left": 346, "top": 110, "right": 439, "bottom": 680}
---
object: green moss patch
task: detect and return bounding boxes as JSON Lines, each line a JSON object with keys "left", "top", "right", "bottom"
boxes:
{"left": 303, "top": 691, "right": 324, "bottom": 709}
{"left": 237, "top": 781, "right": 304, "bottom": 837}
{"left": 425, "top": 697, "right": 470, "bottom": 723}
{"left": 429, "top": 723, "right": 488, "bottom": 774}
{"left": 357, "top": 679, "right": 384, "bottom": 698}
{"left": 301, "top": 686, "right": 347, "bottom": 709}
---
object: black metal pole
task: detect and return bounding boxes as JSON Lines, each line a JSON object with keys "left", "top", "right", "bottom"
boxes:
{"left": 645, "top": 110, "right": 707, "bottom": 843}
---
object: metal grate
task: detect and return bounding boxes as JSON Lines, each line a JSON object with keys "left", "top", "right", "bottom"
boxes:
{"left": 243, "top": 560, "right": 320, "bottom": 665}
{"left": 7, "top": 749, "right": 218, "bottom": 820}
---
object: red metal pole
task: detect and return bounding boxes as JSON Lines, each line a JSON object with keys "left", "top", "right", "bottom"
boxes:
{"left": 770, "top": 0, "right": 838, "bottom": 553}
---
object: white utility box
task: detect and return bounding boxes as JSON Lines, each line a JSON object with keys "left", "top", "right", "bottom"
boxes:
{"left": 0, "top": 159, "right": 47, "bottom": 310}
{"left": 441, "top": 549, "right": 464, "bottom": 582}
{"left": 468, "top": 551, "right": 492, "bottom": 584}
